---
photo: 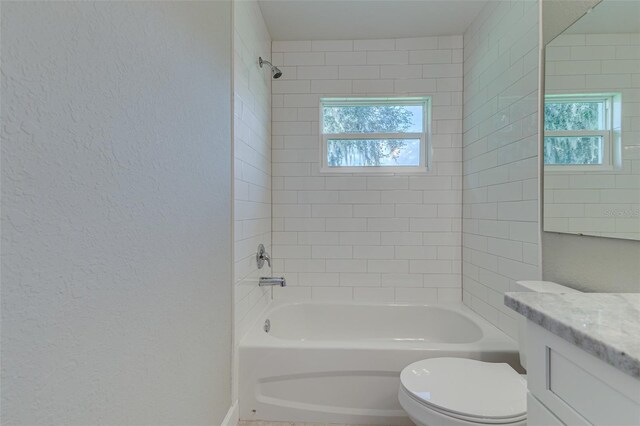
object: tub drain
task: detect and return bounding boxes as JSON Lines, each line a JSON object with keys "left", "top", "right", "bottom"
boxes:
{"left": 264, "top": 319, "right": 271, "bottom": 333}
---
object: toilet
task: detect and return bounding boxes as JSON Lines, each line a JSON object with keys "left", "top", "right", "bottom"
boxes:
{"left": 398, "top": 281, "right": 581, "bottom": 426}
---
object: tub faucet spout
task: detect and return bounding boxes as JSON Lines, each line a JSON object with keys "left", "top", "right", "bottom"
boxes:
{"left": 259, "top": 277, "right": 286, "bottom": 287}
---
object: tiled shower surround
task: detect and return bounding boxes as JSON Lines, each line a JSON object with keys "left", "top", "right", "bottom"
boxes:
{"left": 462, "top": 0, "right": 541, "bottom": 338}
{"left": 270, "top": 36, "right": 464, "bottom": 303}
{"left": 234, "top": 0, "right": 272, "bottom": 341}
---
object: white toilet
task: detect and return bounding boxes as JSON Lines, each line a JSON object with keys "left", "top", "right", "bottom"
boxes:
{"left": 398, "top": 281, "right": 580, "bottom": 426}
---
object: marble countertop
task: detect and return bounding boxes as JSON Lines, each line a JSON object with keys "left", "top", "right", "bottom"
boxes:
{"left": 504, "top": 292, "right": 640, "bottom": 379}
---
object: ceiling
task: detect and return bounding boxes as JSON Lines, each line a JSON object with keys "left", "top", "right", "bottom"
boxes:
{"left": 565, "top": 0, "right": 640, "bottom": 34}
{"left": 258, "top": 0, "right": 490, "bottom": 41}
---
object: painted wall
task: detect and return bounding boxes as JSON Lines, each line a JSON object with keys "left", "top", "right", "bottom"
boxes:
{"left": 1, "top": 2, "right": 233, "bottom": 424}
{"left": 544, "top": 32, "right": 640, "bottom": 240}
{"left": 462, "top": 0, "right": 541, "bottom": 339}
{"left": 233, "top": 0, "right": 272, "bottom": 351}
{"left": 270, "top": 37, "right": 464, "bottom": 303}
{"left": 542, "top": 232, "right": 640, "bottom": 292}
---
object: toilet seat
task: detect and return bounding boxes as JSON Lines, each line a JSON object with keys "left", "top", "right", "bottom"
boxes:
{"left": 399, "top": 358, "right": 527, "bottom": 424}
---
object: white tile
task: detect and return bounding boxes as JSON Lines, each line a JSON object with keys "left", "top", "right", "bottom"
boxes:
{"left": 234, "top": 2, "right": 272, "bottom": 343}
{"left": 270, "top": 37, "right": 464, "bottom": 302}
{"left": 394, "top": 78, "right": 437, "bottom": 93}
{"left": 396, "top": 36, "right": 439, "bottom": 51}
{"left": 380, "top": 190, "right": 423, "bottom": 204}
{"left": 368, "top": 218, "right": 410, "bottom": 231}
{"left": 338, "top": 65, "right": 380, "bottom": 79}
{"left": 395, "top": 246, "right": 438, "bottom": 260}
{"left": 380, "top": 65, "right": 423, "bottom": 79}
{"left": 380, "top": 232, "right": 422, "bottom": 246}
{"left": 423, "top": 63, "right": 463, "bottom": 78}
{"left": 381, "top": 273, "right": 423, "bottom": 287}
{"left": 409, "top": 50, "right": 452, "bottom": 64}
{"left": 312, "top": 286, "right": 354, "bottom": 301}
{"left": 460, "top": 2, "right": 540, "bottom": 327}
{"left": 312, "top": 245, "right": 353, "bottom": 259}
{"left": 284, "top": 218, "right": 325, "bottom": 232}
{"left": 298, "top": 231, "right": 340, "bottom": 245}
{"left": 339, "top": 273, "right": 381, "bottom": 287}
{"left": 312, "top": 204, "right": 353, "bottom": 218}
{"left": 297, "top": 66, "right": 339, "bottom": 80}
{"left": 339, "top": 232, "right": 381, "bottom": 245}
{"left": 438, "top": 35, "right": 463, "bottom": 49}
{"left": 353, "top": 204, "right": 395, "bottom": 218}
{"left": 367, "top": 260, "right": 409, "bottom": 273}
{"left": 283, "top": 52, "right": 325, "bottom": 66}
{"left": 366, "top": 50, "right": 409, "bottom": 65}
{"left": 311, "top": 40, "right": 353, "bottom": 51}
{"left": 353, "top": 245, "right": 395, "bottom": 259}
{"left": 354, "top": 39, "right": 396, "bottom": 51}
{"left": 326, "top": 51, "right": 367, "bottom": 65}
{"left": 326, "top": 218, "right": 367, "bottom": 231}
{"left": 326, "top": 259, "right": 368, "bottom": 273}
{"left": 395, "top": 288, "right": 438, "bottom": 303}
{"left": 352, "top": 79, "right": 395, "bottom": 94}
{"left": 272, "top": 80, "right": 311, "bottom": 94}
{"left": 353, "top": 287, "right": 395, "bottom": 302}
{"left": 273, "top": 40, "right": 311, "bottom": 52}
{"left": 339, "top": 190, "right": 381, "bottom": 204}
{"left": 299, "top": 272, "right": 340, "bottom": 286}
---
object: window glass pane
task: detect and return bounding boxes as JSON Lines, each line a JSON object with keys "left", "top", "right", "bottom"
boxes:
{"left": 327, "top": 139, "right": 420, "bottom": 167}
{"left": 544, "top": 136, "right": 603, "bottom": 165}
{"left": 323, "top": 104, "right": 423, "bottom": 134}
{"left": 544, "top": 101, "right": 604, "bottom": 131}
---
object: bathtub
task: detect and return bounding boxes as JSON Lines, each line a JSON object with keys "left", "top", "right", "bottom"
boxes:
{"left": 239, "top": 300, "right": 520, "bottom": 425}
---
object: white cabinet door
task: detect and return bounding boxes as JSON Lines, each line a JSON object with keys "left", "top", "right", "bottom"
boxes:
{"left": 526, "top": 322, "right": 640, "bottom": 426}
{"left": 528, "top": 393, "right": 563, "bottom": 426}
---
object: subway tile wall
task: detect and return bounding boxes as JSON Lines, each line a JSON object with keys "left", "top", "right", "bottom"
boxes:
{"left": 544, "top": 33, "right": 640, "bottom": 240}
{"left": 462, "top": 0, "right": 541, "bottom": 338}
{"left": 270, "top": 36, "right": 464, "bottom": 303}
{"left": 234, "top": 0, "right": 272, "bottom": 341}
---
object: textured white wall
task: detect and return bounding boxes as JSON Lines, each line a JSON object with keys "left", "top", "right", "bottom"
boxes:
{"left": 270, "top": 37, "right": 464, "bottom": 303}
{"left": 1, "top": 2, "right": 233, "bottom": 424}
{"left": 544, "top": 32, "right": 640, "bottom": 240}
{"left": 542, "top": 232, "right": 640, "bottom": 292}
{"left": 462, "top": 0, "right": 541, "bottom": 338}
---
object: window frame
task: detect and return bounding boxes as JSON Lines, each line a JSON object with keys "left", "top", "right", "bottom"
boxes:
{"left": 319, "top": 97, "right": 431, "bottom": 174}
{"left": 543, "top": 93, "right": 619, "bottom": 172}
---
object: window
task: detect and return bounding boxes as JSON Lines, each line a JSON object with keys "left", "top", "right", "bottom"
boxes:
{"left": 320, "top": 97, "right": 430, "bottom": 173}
{"left": 544, "top": 94, "right": 620, "bottom": 171}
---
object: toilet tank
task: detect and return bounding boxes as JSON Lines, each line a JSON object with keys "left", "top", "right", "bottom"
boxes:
{"left": 514, "top": 281, "right": 581, "bottom": 370}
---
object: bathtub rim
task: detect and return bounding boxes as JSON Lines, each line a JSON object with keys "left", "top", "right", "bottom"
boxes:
{"left": 240, "top": 299, "right": 518, "bottom": 352}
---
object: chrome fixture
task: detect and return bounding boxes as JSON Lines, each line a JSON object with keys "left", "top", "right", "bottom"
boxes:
{"left": 259, "top": 57, "right": 283, "bottom": 79}
{"left": 264, "top": 319, "right": 271, "bottom": 333}
{"left": 256, "top": 243, "right": 271, "bottom": 269}
{"left": 259, "top": 276, "right": 286, "bottom": 287}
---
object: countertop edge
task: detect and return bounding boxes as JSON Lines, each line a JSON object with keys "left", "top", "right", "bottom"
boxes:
{"left": 504, "top": 292, "right": 640, "bottom": 380}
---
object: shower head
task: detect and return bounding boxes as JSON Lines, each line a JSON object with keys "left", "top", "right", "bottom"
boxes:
{"left": 259, "top": 57, "right": 283, "bottom": 79}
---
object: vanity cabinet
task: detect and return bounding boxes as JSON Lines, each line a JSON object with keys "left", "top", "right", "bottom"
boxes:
{"left": 525, "top": 322, "right": 640, "bottom": 426}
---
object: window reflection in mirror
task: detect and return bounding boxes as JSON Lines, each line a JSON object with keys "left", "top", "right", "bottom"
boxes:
{"left": 543, "top": 0, "right": 640, "bottom": 241}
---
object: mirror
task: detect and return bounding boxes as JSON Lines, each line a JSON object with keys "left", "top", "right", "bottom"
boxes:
{"left": 543, "top": 0, "right": 640, "bottom": 241}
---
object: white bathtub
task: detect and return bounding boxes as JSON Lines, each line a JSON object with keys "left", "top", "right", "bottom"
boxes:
{"left": 239, "top": 300, "right": 520, "bottom": 425}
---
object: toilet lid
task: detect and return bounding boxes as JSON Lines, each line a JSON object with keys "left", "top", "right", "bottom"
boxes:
{"left": 400, "top": 358, "right": 527, "bottom": 423}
